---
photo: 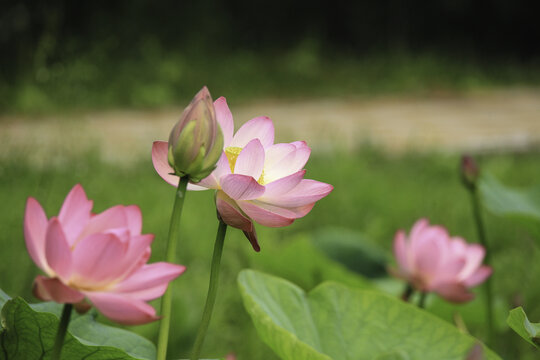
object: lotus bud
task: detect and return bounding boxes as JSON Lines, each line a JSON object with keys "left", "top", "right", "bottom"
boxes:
{"left": 461, "top": 155, "right": 479, "bottom": 190}
{"left": 168, "top": 86, "right": 224, "bottom": 182}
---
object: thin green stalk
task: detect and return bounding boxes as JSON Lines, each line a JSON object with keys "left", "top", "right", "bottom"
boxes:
{"left": 418, "top": 292, "right": 427, "bottom": 309}
{"left": 157, "top": 176, "right": 190, "bottom": 360}
{"left": 52, "top": 303, "right": 73, "bottom": 360}
{"left": 401, "top": 283, "right": 414, "bottom": 302}
{"left": 470, "top": 186, "right": 494, "bottom": 343}
{"left": 190, "top": 221, "right": 228, "bottom": 360}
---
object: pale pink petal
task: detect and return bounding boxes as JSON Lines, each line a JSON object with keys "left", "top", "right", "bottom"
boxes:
{"left": 125, "top": 205, "right": 142, "bottom": 236}
{"left": 285, "top": 203, "right": 316, "bottom": 218}
{"left": 220, "top": 174, "right": 265, "bottom": 200}
{"left": 114, "top": 262, "right": 186, "bottom": 300}
{"left": 24, "top": 197, "right": 50, "bottom": 273}
{"left": 114, "top": 234, "right": 154, "bottom": 280}
{"left": 458, "top": 244, "right": 486, "bottom": 280}
{"left": 393, "top": 230, "right": 409, "bottom": 273}
{"left": 410, "top": 225, "right": 448, "bottom": 262}
{"left": 44, "top": 218, "right": 73, "bottom": 280}
{"left": 463, "top": 266, "right": 492, "bottom": 287}
{"left": 264, "top": 179, "right": 333, "bottom": 207}
{"left": 410, "top": 218, "right": 430, "bottom": 240}
{"left": 71, "top": 233, "right": 128, "bottom": 286}
{"left": 230, "top": 116, "right": 274, "bottom": 148}
{"left": 86, "top": 292, "right": 159, "bottom": 325}
{"left": 264, "top": 143, "right": 296, "bottom": 170}
{"left": 214, "top": 97, "right": 234, "bottom": 146}
{"left": 431, "top": 257, "right": 467, "bottom": 287}
{"left": 261, "top": 170, "right": 306, "bottom": 198}
{"left": 237, "top": 200, "right": 296, "bottom": 227}
{"left": 152, "top": 141, "right": 179, "bottom": 187}
{"left": 413, "top": 237, "right": 442, "bottom": 278}
{"left": 76, "top": 205, "right": 127, "bottom": 243}
{"left": 263, "top": 142, "right": 312, "bottom": 183}
{"left": 58, "top": 184, "right": 93, "bottom": 243}
{"left": 234, "top": 139, "right": 265, "bottom": 179}
{"left": 33, "top": 275, "right": 84, "bottom": 303}
{"left": 216, "top": 191, "right": 253, "bottom": 232}
{"left": 434, "top": 282, "right": 475, "bottom": 303}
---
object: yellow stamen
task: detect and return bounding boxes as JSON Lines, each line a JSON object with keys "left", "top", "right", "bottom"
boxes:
{"left": 225, "top": 146, "right": 242, "bottom": 173}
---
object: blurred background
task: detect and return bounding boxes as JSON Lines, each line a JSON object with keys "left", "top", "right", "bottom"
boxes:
{"left": 1, "top": 1, "right": 540, "bottom": 359}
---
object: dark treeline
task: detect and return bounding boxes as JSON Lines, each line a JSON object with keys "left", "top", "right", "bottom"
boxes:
{"left": 1, "top": 0, "right": 539, "bottom": 86}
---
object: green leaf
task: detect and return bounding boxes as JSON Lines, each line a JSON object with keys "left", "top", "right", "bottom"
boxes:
{"left": 238, "top": 269, "right": 501, "bottom": 360}
{"left": 507, "top": 307, "right": 540, "bottom": 349}
{"left": 311, "top": 227, "right": 388, "bottom": 278}
{"left": 252, "top": 234, "right": 374, "bottom": 291}
{"left": 479, "top": 174, "right": 540, "bottom": 233}
{"left": 0, "top": 297, "right": 152, "bottom": 360}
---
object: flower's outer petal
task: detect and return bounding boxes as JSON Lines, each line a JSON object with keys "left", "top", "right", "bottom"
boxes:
{"left": 115, "top": 234, "right": 154, "bottom": 280}
{"left": 216, "top": 191, "right": 253, "bottom": 232}
{"left": 243, "top": 227, "right": 260, "bottom": 252}
{"left": 413, "top": 235, "right": 444, "bottom": 277}
{"left": 264, "top": 179, "right": 333, "bottom": 207}
{"left": 214, "top": 97, "right": 234, "bottom": 147}
{"left": 261, "top": 170, "right": 306, "bottom": 198}
{"left": 393, "top": 230, "right": 409, "bottom": 273}
{"left": 33, "top": 275, "right": 84, "bottom": 303}
{"left": 457, "top": 243, "right": 485, "bottom": 280}
{"left": 463, "top": 266, "right": 492, "bottom": 287}
{"left": 114, "top": 262, "right": 186, "bottom": 301}
{"left": 230, "top": 116, "right": 274, "bottom": 148}
{"left": 45, "top": 218, "right": 73, "bottom": 281}
{"left": 434, "top": 282, "right": 475, "bottom": 303}
{"left": 237, "top": 200, "right": 296, "bottom": 227}
{"left": 71, "top": 233, "right": 127, "bottom": 285}
{"left": 24, "top": 197, "right": 51, "bottom": 273}
{"left": 263, "top": 142, "right": 312, "bottom": 183}
{"left": 264, "top": 143, "right": 296, "bottom": 170}
{"left": 86, "top": 292, "right": 159, "bottom": 325}
{"left": 410, "top": 225, "right": 448, "bottom": 265}
{"left": 234, "top": 139, "right": 265, "bottom": 179}
{"left": 125, "top": 205, "right": 142, "bottom": 236}
{"left": 220, "top": 174, "right": 265, "bottom": 200}
{"left": 76, "top": 205, "right": 127, "bottom": 242}
{"left": 410, "top": 218, "right": 430, "bottom": 240}
{"left": 152, "top": 141, "right": 179, "bottom": 186}
{"left": 58, "top": 184, "right": 93, "bottom": 243}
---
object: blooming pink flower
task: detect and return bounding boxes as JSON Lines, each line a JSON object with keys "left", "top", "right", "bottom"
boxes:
{"left": 152, "top": 97, "right": 333, "bottom": 251}
{"left": 24, "top": 184, "right": 186, "bottom": 325}
{"left": 392, "top": 218, "right": 492, "bottom": 303}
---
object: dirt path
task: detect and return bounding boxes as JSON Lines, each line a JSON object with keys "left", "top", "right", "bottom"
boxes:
{"left": 1, "top": 89, "right": 539, "bottom": 166}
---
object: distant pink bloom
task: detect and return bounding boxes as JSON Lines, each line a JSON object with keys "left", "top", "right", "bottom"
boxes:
{"left": 153, "top": 97, "right": 333, "bottom": 251}
{"left": 391, "top": 218, "right": 492, "bottom": 303}
{"left": 24, "top": 184, "right": 186, "bottom": 325}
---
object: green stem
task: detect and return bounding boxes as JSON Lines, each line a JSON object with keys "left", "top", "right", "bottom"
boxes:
{"left": 401, "top": 283, "right": 414, "bottom": 302}
{"left": 470, "top": 185, "right": 494, "bottom": 343}
{"left": 418, "top": 292, "right": 427, "bottom": 309}
{"left": 156, "top": 176, "right": 190, "bottom": 360}
{"left": 190, "top": 221, "right": 228, "bottom": 360}
{"left": 52, "top": 303, "right": 73, "bottom": 360}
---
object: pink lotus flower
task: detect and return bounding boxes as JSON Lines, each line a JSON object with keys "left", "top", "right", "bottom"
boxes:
{"left": 392, "top": 218, "right": 492, "bottom": 303}
{"left": 152, "top": 97, "right": 333, "bottom": 251}
{"left": 24, "top": 184, "right": 186, "bottom": 325}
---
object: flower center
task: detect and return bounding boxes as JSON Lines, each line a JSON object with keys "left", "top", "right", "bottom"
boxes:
{"left": 225, "top": 146, "right": 242, "bottom": 172}
{"left": 225, "top": 146, "right": 266, "bottom": 184}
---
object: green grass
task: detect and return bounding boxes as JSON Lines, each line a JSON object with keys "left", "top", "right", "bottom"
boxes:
{"left": 2, "top": 49, "right": 540, "bottom": 114}
{"left": 1, "top": 148, "right": 540, "bottom": 359}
